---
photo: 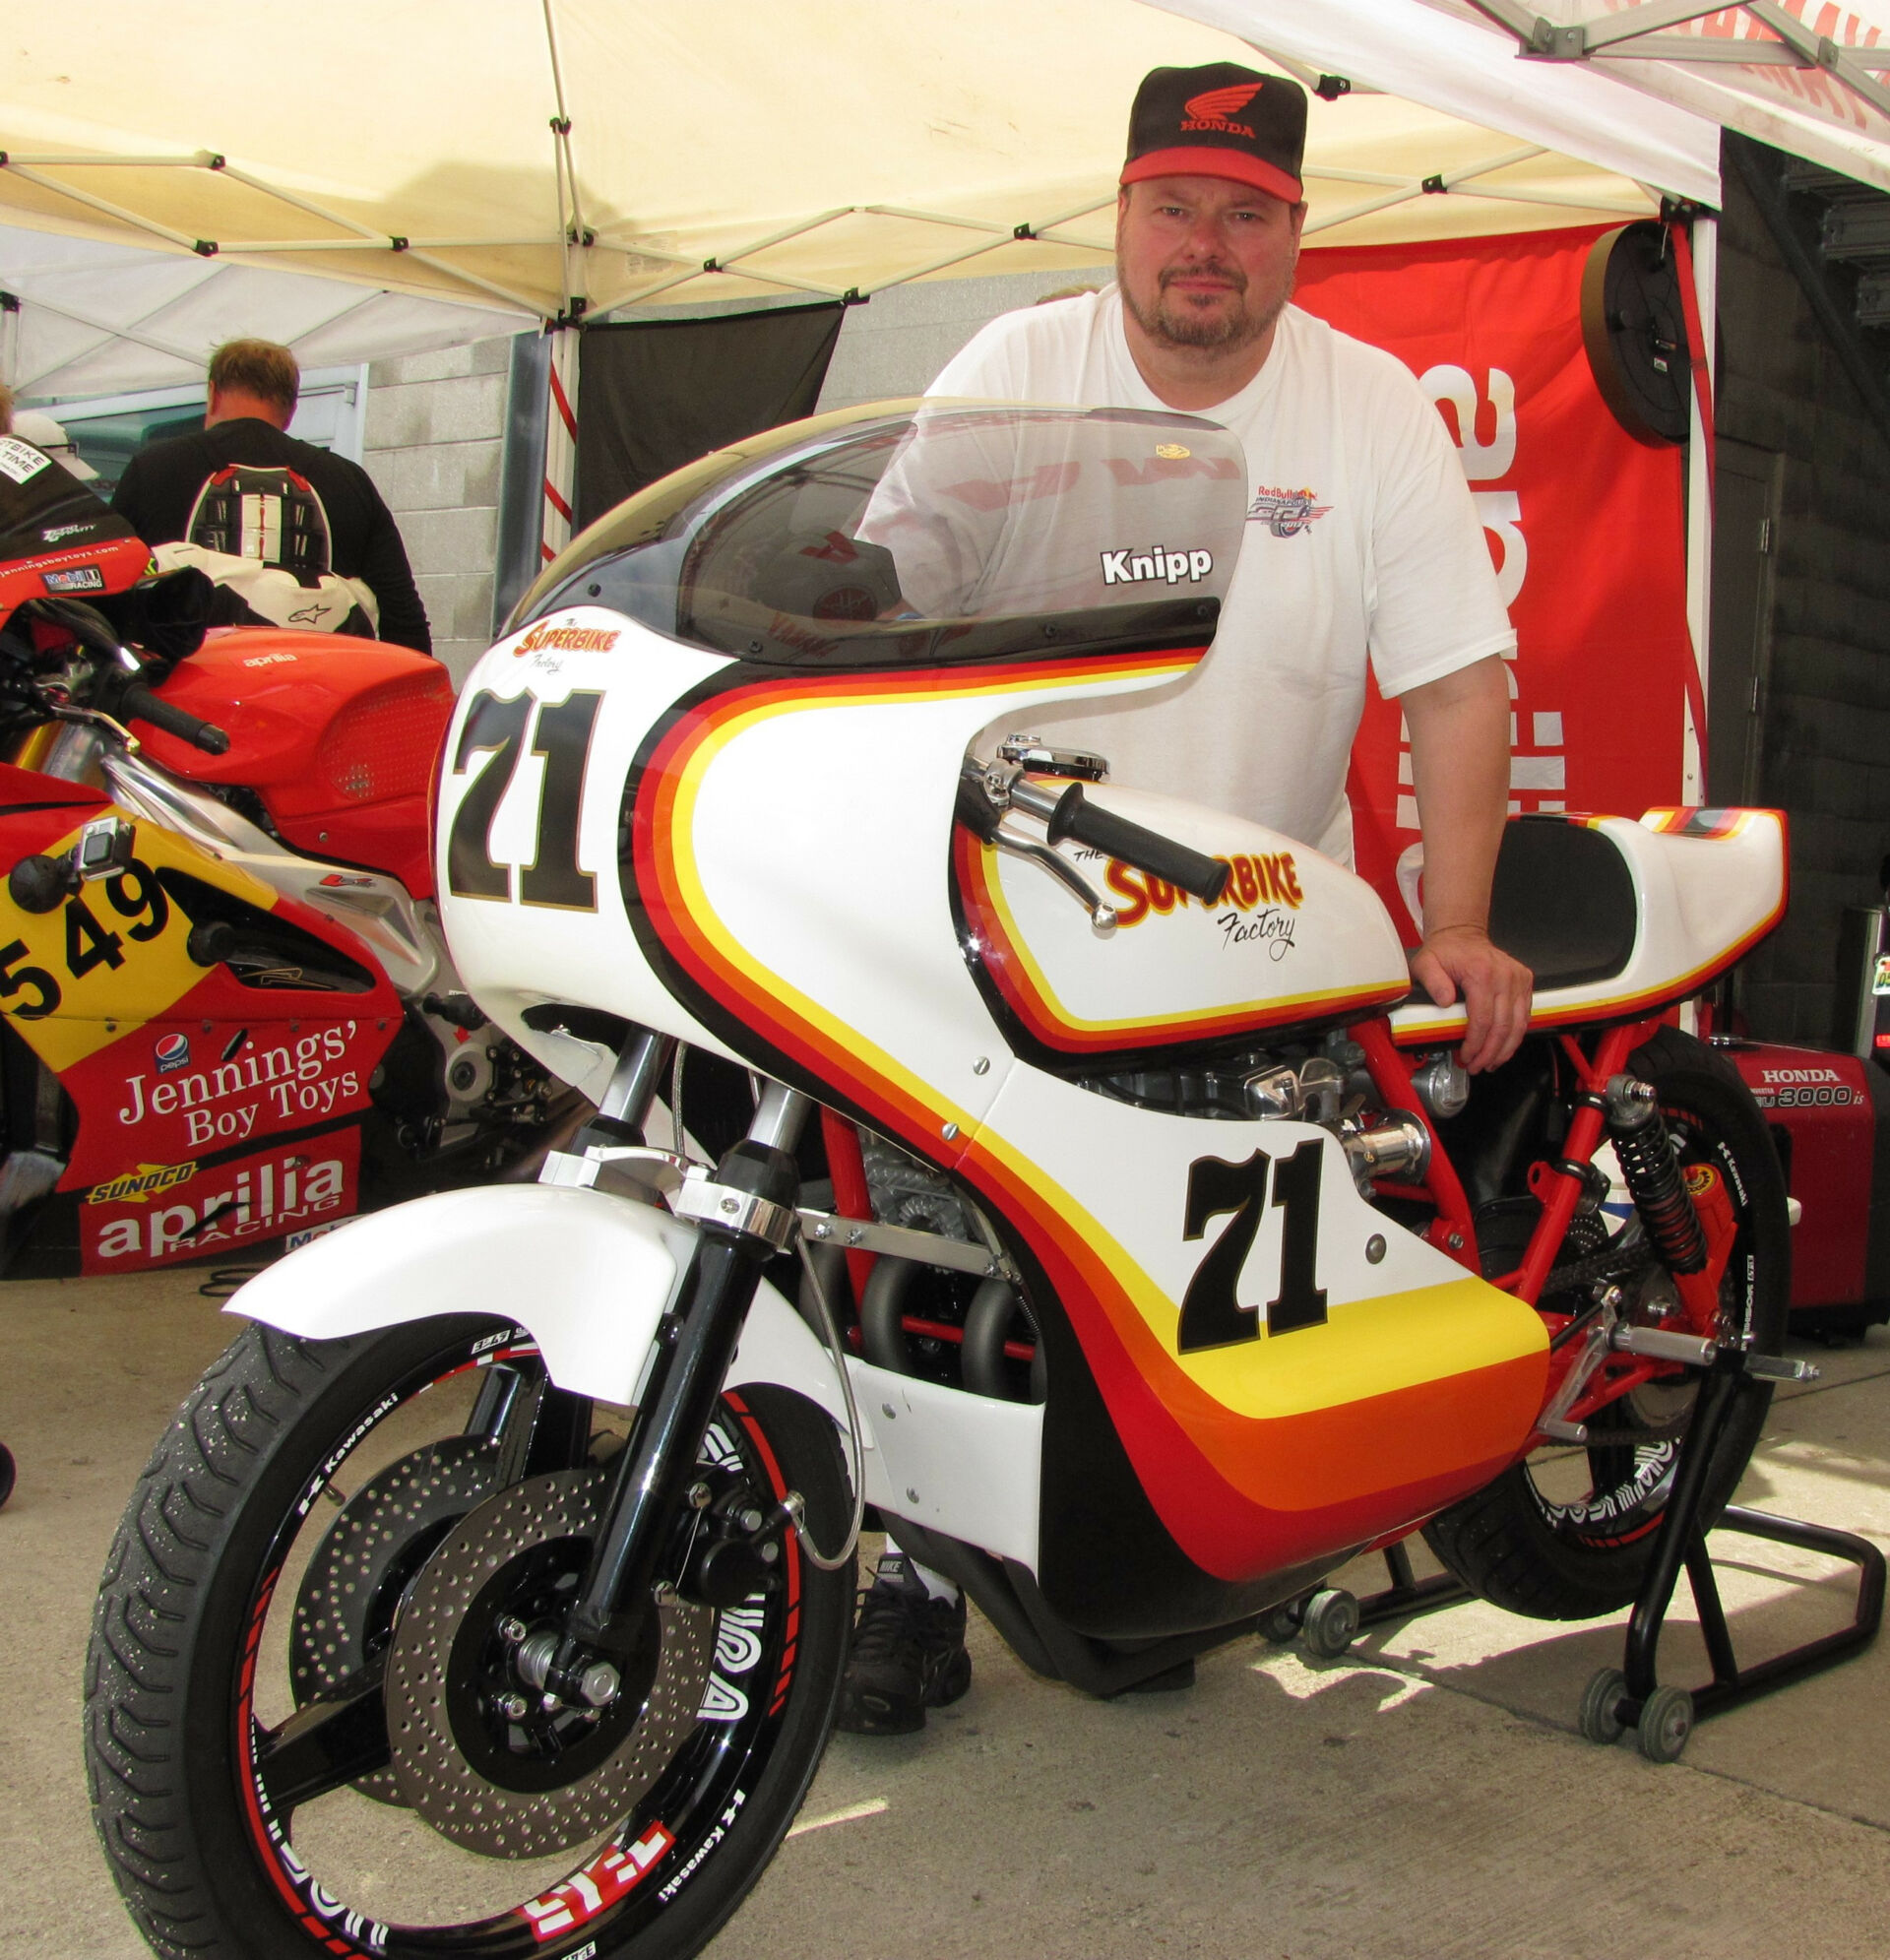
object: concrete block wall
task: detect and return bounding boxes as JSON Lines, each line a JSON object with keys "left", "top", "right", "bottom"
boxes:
{"left": 350, "top": 273, "right": 1102, "bottom": 688}
{"left": 1717, "top": 157, "right": 1890, "bottom": 1044}
{"left": 361, "top": 337, "right": 513, "bottom": 686}
{"left": 815, "top": 266, "right": 1108, "bottom": 411}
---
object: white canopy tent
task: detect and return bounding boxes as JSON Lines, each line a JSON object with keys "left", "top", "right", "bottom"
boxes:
{"left": 0, "top": 0, "right": 1734, "bottom": 402}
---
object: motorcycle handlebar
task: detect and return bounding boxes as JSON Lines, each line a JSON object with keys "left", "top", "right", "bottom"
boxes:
{"left": 1043, "top": 785, "right": 1228, "bottom": 906}
{"left": 116, "top": 680, "right": 231, "bottom": 757}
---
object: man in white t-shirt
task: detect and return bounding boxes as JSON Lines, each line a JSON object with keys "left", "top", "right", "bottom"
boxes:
{"left": 839, "top": 60, "right": 1534, "bottom": 1740}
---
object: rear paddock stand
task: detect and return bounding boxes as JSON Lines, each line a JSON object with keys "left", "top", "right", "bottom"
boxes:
{"left": 1578, "top": 1349, "right": 1886, "bottom": 1763}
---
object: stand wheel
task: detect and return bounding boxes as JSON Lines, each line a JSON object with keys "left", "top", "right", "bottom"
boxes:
{"left": 0, "top": 1443, "right": 14, "bottom": 1509}
{"left": 1635, "top": 1683, "right": 1695, "bottom": 1764}
{"left": 1300, "top": 1588, "right": 1360, "bottom": 1660}
{"left": 1259, "top": 1601, "right": 1302, "bottom": 1645}
{"left": 1578, "top": 1666, "right": 1627, "bottom": 1744}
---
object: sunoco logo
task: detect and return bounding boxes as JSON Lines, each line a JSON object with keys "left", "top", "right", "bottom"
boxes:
{"left": 89, "top": 1162, "right": 197, "bottom": 1206}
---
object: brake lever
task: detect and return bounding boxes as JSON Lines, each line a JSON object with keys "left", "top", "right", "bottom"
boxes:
{"left": 991, "top": 820, "right": 1116, "bottom": 930}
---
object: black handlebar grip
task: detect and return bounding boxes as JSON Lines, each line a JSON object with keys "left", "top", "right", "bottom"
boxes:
{"left": 1046, "top": 786, "right": 1228, "bottom": 905}
{"left": 119, "top": 681, "right": 231, "bottom": 756}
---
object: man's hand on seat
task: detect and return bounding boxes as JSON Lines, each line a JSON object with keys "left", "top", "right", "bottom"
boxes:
{"left": 1410, "top": 923, "right": 1532, "bottom": 1073}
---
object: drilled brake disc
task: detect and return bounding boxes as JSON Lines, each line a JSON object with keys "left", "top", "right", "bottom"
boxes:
{"left": 385, "top": 1468, "right": 714, "bottom": 1859}
{"left": 290, "top": 1435, "right": 502, "bottom": 1805}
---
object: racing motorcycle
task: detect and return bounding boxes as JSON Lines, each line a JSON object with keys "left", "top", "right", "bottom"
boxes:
{"left": 87, "top": 402, "right": 1793, "bottom": 1960}
{"left": 0, "top": 440, "right": 575, "bottom": 1280}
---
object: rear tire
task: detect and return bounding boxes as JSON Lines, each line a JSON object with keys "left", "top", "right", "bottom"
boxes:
{"left": 1421, "top": 1029, "right": 1788, "bottom": 1621}
{"left": 86, "top": 1315, "right": 850, "bottom": 1960}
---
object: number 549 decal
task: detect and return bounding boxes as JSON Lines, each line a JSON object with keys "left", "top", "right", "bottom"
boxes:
{"left": 446, "top": 689, "right": 602, "bottom": 911}
{"left": 1177, "top": 1142, "right": 1328, "bottom": 1354}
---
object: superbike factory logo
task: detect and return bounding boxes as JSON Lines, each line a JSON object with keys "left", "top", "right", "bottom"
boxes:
{"left": 513, "top": 620, "right": 620, "bottom": 657}
{"left": 1099, "top": 849, "right": 1303, "bottom": 959}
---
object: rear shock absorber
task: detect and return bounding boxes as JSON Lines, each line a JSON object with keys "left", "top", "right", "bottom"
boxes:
{"left": 1604, "top": 1073, "right": 1707, "bottom": 1274}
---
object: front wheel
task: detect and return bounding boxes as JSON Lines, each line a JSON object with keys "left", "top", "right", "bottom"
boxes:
{"left": 1421, "top": 1028, "right": 1789, "bottom": 1620}
{"left": 86, "top": 1316, "right": 850, "bottom": 1960}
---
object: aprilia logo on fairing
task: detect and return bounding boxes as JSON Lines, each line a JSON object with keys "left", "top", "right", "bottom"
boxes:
{"left": 1100, "top": 545, "right": 1214, "bottom": 587}
{"left": 93, "top": 1146, "right": 351, "bottom": 1262}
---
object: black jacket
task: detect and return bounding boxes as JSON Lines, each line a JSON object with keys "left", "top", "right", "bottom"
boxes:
{"left": 110, "top": 419, "right": 432, "bottom": 655}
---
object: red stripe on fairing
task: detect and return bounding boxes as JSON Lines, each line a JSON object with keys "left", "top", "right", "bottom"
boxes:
{"left": 954, "top": 825, "right": 1408, "bottom": 1053}
{"left": 636, "top": 665, "right": 1543, "bottom": 1578}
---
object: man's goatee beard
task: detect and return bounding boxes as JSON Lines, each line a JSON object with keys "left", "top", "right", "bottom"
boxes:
{"left": 1121, "top": 263, "right": 1296, "bottom": 354}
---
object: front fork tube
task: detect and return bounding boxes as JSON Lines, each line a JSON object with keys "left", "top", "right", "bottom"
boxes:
{"left": 547, "top": 1078, "right": 811, "bottom": 1692}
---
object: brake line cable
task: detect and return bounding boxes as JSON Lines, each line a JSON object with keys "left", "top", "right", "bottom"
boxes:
{"left": 784, "top": 1230, "right": 866, "bottom": 1572}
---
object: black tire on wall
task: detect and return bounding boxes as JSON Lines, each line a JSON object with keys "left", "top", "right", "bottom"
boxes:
{"left": 86, "top": 1315, "right": 850, "bottom": 1960}
{"left": 1421, "top": 1029, "right": 1789, "bottom": 1621}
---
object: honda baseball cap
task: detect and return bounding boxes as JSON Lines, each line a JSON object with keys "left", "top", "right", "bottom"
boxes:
{"left": 1121, "top": 62, "right": 1307, "bottom": 206}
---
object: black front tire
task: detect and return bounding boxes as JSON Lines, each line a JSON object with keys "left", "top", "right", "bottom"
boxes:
{"left": 87, "top": 1315, "right": 850, "bottom": 1960}
{"left": 1421, "top": 1029, "right": 1789, "bottom": 1621}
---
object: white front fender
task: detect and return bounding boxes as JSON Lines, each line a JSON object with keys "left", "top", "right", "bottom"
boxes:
{"left": 226, "top": 1183, "right": 864, "bottom": 1440}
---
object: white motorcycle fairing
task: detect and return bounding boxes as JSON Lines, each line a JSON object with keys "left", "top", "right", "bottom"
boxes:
{"left": 225, "top": 1184, "right": 1045, "bottom": 1567}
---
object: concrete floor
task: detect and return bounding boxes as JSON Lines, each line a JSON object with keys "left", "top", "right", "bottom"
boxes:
{"left": 5, "top": 1267, "right": 1889, "bottom": 1960}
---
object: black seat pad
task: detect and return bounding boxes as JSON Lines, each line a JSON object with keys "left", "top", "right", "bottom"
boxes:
{"left": 1486, "top": 816, "right": 1638, "bottom": 989}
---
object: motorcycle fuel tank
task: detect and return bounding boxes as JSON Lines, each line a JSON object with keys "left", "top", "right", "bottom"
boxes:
{"left": 955, "top": 777, "right": 1411, "bottom": 1062}
{"left": 132, "top": 628, "right": 454, "bottom": 897}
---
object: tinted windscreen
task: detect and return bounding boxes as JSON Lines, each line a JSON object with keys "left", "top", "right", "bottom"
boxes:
{"left": 0, "top": 440, "right": 138, "bottom": 566}
{"left": 514, "top": 403, "right": 1248, "bottom": 669}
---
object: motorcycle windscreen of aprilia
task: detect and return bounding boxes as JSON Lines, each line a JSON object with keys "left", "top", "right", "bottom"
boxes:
{"left": 438, "top": 402, "right": 1550, "bottom": 1633}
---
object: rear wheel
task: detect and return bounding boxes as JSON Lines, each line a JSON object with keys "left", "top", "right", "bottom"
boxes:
{"left": 1422, "top": 1030, "right": 1788, "bottom": 1620}
{"left": 87, "top": 1315, "right": 850, "bottom": 1960}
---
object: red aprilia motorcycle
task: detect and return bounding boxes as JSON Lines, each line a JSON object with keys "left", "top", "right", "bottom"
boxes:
{"left": 0, "top": 435, "right": 576, "bottom": 1283}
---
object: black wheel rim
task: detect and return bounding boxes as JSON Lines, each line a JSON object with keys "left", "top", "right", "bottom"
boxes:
{"left": 229, "top": 1330, "right": 808, "bottom": 1958}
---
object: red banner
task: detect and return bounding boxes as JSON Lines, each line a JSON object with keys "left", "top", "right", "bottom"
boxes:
{"left": 1295, "top": 225, "right": 1691, "bottom": 938}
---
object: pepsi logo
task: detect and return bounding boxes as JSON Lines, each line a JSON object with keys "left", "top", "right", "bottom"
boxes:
{"left": 155, "top": 1033, "right": 191, "bottom": 1076}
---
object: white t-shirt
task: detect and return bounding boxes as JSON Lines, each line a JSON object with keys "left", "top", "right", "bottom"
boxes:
{"left": 931, "top": 287, "right": 1514, "bottom": 864}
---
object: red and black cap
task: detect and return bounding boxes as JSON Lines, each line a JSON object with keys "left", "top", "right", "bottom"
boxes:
{"left": 1121, "top": 62, "right": 1306, "bottom": 205}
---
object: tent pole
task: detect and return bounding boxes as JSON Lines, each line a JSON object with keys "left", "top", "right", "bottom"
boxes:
{"left": 1681, "top": 214, "right": 1716, "bottom": 809}
{"left": 541, "top": 326, "right": 580, "bottom": 568}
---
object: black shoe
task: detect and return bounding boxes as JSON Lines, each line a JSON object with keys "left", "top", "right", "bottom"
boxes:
{"left": 836, "top": 1558, "right": 972, "bottom": 1736}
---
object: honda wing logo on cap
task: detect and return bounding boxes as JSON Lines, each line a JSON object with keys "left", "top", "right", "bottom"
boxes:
{"left": 1182, "top": 82, "right": 1261, "bottom": 137}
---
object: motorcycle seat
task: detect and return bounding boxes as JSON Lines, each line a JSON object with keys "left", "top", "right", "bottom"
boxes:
{"left": 1390, "top": 806, "right": 1788, "bottom": 1044}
